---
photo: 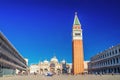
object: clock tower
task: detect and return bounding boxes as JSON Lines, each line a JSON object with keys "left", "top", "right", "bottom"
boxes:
{"left": 72, "top": 12, "right": 84, "bottom": 74}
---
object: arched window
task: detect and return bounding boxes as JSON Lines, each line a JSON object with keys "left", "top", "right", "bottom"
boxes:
{"left": 115, "top": 50, "right": 117, "bottom": 54}
{"left": 116, "top": 58, "right": 119, "bottom": 63}
{"left": 110, "top": 52, "right": 111, "bottom": 56}
{"left": 50, "top": 63, "right": 55, "bottom": 67}
{"left": 107, "top": 60, "right": 109, "bottom": 65}
{"left": 112, "top": 51, "right": 114, "bottom": 55}
{"left": 111, "top": 59, "right": 112, "bottom": 64}
{"left": 113, "top": 58, "right": 115, "bottom": 64}
{"left": 105, "top": 54, "right": 106, "bottom": 57}
{"left": 119, "top": 49, "right": 120, "bottom": 53}
{"left": 44, "top": 68, "right": 48, "bottom": 71}
{"left": 107, "top": 53, "right": 109, "bottom": 56}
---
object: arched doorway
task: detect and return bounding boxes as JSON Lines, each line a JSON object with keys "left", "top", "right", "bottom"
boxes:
{"left": 44, "top": 68, "right": 48, "bottom": 72}
{"left": 40, "top": 69, "right": 43, "bottom": 74}
{"left": 50, "top": 63, "right": 55, "bottom": 73}
{"left": 57, "top": 68, "right": 61, "bottom": 74}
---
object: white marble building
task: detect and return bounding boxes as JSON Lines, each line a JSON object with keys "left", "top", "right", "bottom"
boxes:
{"left": 29, "top": 56, "right": 89, "bottom": 74}
{"left": 29, "top": 64, "right": 39, "bottom": 74}
{"left": 84, "top": 61, "right": 89, "bottom": 73}
{"left": 29, "top": 56, "right": 71, "bottom": 74}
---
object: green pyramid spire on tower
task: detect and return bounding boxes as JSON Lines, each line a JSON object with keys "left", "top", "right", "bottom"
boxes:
{"left": 73, "top": 12, "right": 81, "bottom": 25}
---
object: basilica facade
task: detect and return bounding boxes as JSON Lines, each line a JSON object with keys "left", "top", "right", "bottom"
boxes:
{"left": 29, "top": 56, "right": 72, "bottom": 74}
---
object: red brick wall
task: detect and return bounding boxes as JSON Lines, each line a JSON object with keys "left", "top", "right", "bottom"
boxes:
{"left": 72, "top": 40, "right": 84, "bottom": 74}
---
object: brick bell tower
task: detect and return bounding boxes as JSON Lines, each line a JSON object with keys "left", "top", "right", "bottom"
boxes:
{"left": 72, "top": 12, "right": 84, "bottom": 74}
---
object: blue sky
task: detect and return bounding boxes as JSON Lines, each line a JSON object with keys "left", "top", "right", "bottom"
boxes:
{"left": 0, "top": 0, "right": 120, "bottom": 65}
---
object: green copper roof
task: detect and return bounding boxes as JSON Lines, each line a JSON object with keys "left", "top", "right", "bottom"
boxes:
{"left": 73, "top": 12, "right": 81, "bottom": 25}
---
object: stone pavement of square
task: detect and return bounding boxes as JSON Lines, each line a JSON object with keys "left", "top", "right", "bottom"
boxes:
{"left": 0, "top": 75, "right": 120, "bottom": 80}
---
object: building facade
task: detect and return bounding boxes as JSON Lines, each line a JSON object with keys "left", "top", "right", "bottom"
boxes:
{"left": 88, "top": 44, "right": 120, "bottom": 74}
{"left": 29, "top": 56, "right": 72, "bottom": 74}
{"left": 84, "top": 61, "right": 89, "bottom": 73}
{"left": 0, "top": 32, "right": 27, "bottom": 76}
{"left": 72, "top": 12, "right": 84, "bottom": 74}
{"left": 30, "top": 64, "right": 39, "bottom": 74}
{"left": 29, "top": 57, "right": 89, "bottom": 75}
{"left": 24, "top": 58, "right": 28, "bottom": 66}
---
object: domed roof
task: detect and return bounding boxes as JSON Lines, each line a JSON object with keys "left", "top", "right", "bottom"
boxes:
{"left": 61, "top": 59, "right": 66, "bottom": 63}
{"left": 51, "top": 56, "right": 58, "bottom": 62}
{"left": 43, "top": 59, "right": 49, "bottom": 64}
{"left": 40, "top": 62, "right": 43, "bottom": 64}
